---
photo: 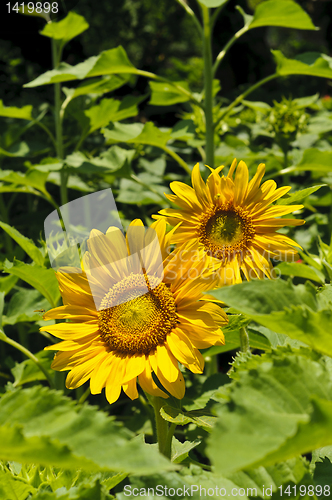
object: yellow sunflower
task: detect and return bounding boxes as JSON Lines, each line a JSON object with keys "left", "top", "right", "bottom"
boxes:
{"left": 42, "top": 219, "right": 227, "bottom": 404}
{"left": 153, "top": 160, "right": 305, "bottom": 285}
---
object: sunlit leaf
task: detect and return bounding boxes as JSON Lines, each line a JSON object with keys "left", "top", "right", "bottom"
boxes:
{"left": 0, "top": 100, "right": 32, "bottom": 120}
{"left": 2, "top": 288, "right": 50, "bottom": 326}
{"left": 209, "top": 280, "right": 332, "bottom": 357}
{"left": 276, "top": 262, "right": 325, "bottom": 284}
{"left": 83, "top": 96, "right": 144, "bottom": 133}
{"left": 0, "top": 221, "right": 44, "bottom": 266}
{"left": 294, "top": 149, "right": 332, "bottom": 173}
{"left": 40, "top": 12, "right": 89, "bottom": 46}
{"left": 273, "top": 51, "right": 332, "bottom": 79}
{"left": 0, "top": 386, "right": 174, "bottom": 474}
{"left": 276, "top": 184, "right": 326, "bottom": 204}
{"left": 198, "top": 0, "right": 228, "bottom": 7}
{"left": 249, "top": 0, "right": 316, "bottom": 30}
{"left": 3, "top": 260, "right": 60, "bottom": 308}
{"left": 0, "top": 469, "right": 34, "bottom": 500}
{"left": 149, "top": 81, "right": 190, "bottom": 106}
{"left": 208, "top": 348, "right": 332, "bottom": 474}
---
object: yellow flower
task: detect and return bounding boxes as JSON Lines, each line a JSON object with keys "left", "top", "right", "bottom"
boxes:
{"left": 153, "top": 160, "right": 305, "bottom": 285}
{"left": 42, "top": 219, "right": 227, "bottom": 404}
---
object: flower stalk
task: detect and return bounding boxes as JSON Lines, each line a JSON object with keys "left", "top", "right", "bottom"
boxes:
{"left": 148, "top": 395, "right": 175, "bottom": 459}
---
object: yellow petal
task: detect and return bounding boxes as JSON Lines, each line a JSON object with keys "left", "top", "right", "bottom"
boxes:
{"left": 122, "top": 378, "right": 139, "bottom": 400}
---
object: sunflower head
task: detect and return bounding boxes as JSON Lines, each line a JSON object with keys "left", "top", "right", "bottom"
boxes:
{"left": 154, "top": 160, "right": 305, "bottom": 285}
{"left": 42, "top": 219, "right": 227, "bottom": 404}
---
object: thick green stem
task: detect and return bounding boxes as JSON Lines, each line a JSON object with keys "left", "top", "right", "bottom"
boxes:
{"left": 239, "top": 327, "right": 250, "bottom": 353}
{"left": 0, "top": 329, "right": 54, "bottom": 388}
{"left": 51, "top": 38, "right": 67, "bottom": 206}
{"left": 201, "top": 5, "right": 214, "bottom": 168}
{"left": 149, "top": 395, "right": 175, "bottom": 459}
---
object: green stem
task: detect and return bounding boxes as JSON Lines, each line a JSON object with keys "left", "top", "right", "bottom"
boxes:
{"left": 51, "top": 38, "right": 67, "bottom": 206}
{"left": 213, "top": 26, "right": 248, "bottom": 76}
{"left": 205, "top": 354, "right": 218, "bottom": 376}
{"left": 201, "top": 5, "right": 214, "bottom": 168}
{"left": 0, "top": 330, "right": 54, "bottom": 388}
{"left": 214, "top": 73, "right": 278, "bottom": 128}
{"left": 78, "top": 387, "right": 91, "bottom": 404}
{"left": 175, "top": 0, "right": 202, "bottom": 35}
{"left": 149, "top": 395, "right": 175, "bottom": 459}
{"left": 239, "top": 327, "right": 250, "bottom": 353}
{"left": 159, "top": 145, "right": 192, "bottom": 176}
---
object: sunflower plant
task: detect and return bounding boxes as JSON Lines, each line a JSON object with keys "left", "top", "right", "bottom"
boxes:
{"left": 0, "top": 0, "right": 332, "bottom": 498}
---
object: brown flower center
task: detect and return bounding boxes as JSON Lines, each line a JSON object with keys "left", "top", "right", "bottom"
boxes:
{"left": 198, "top": 203, "right": 255, "bottom": 261}
{"left": 98, "top": 273, "right": 177, "bottom": 355}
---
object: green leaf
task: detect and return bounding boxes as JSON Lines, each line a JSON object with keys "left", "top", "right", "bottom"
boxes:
{"left": 11, "top": 350, "right": 54, "bottom": 386}
{"left": 276, "top": 184, "right": 326, "bottom": 205}
{"left": 0, "top": 274, "right": 18, "bottom": 295}
{"left": 0, "top": 142, "right": 29, "bottom": 157}
{"left": 29, "top": 477, "right": 110, "bottom": 500}
{"left": 0, "top": 386, "right": 174, "bottom": 474}
{"left": 170, "top": 120, "right": 196, "bottom": 141}
{"left": 0, "top": 221, "right": 44, "bottom": 266}
{"left": 294, "top": 149, "right": 332, "bottom": 173}
{"left": 0, "top": 100, "right": 32, "bottom": 120}
{"left": 83, "top": 96, "right": 143, "bottom": 133}
{"left": 0, "top": 169, "right": 48, "bottom": 194}
{"left": 249, "top": 0, "right": 316, "bottom": 30}
{"left": 104, "top": 121, "right": 171, "bottom": 149}
{"left": 276, "top": 262, "right": 325, "bottom": 284}
{"left": 2, "top": 288, "right": 50, "bottom": 326}
{"left": 65, "top": 147, "right": 135, "bottom": 175}
{"left": 24, "top": 47, "right": 137, "bottom": 88}
{"left": 0, "top": 469, "right": 35, "bottom": 500}
{"left": 40, "top": 12, "right": 89, "bottom": 46}
{"left": 209, "top": 280, "right": 332, "bottom": 357}
{"left": 198, "top": 0, "right": 228, "bottom": 7}
{"left": 313, "top": 457, "right": 332, "bottom": 488}
{"left": 63, "top": 74, "right": 131, "bottom": 100}
{"left": 171, "top": 438, "right": 201, "bottom": 464}
{"left": 160, "top": 405, "right": 216, "bottom": 432}
{"left": 3, "top": 260, "right": 60, "bottom": 308}
{"left": 273, "top": 50, "right": 332, "bottom": 79}
{"left": 207, "top": 348, "right": 332, "bottom": 475}
{"left": 149, "top": 81, "right": 190, "bottom": 106}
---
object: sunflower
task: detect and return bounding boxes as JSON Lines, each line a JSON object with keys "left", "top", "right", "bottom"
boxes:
{"left": 153, "top": 160, "right": 305, "bottom": 285}
{"left": 42, "top": 219, "right": 227, "bottom": 404}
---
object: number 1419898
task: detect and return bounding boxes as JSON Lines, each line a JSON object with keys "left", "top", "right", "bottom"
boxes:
{"left": 279, "top": 485, "right": 330, "bottom": 496}
{"left": 6, "top": 2, "right": 58, "bottom": 14}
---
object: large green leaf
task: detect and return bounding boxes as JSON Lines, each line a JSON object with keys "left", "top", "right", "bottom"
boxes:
{"left": 0, "top": 100, "right": 32, "bottom": 120}
{"left": 0, "top": 221, "right": 44, "bottom": 266}
{"left": 0, "top": 469, "right": 34, "bottom": 500}
{"left": 2, "top": 288, "right": 50, "bottom": 326}
{"left": 105, "top": 121, "right": 171, "bottom": 149}
{"left": 209, "top": 280, "right": 332, "bottom": 357}
{"left": 149, "top": 81, "right": 190, "bottom": 106}
{"left": 24, "top": 47, "right": 137, "bottom": 88}
{"left": 294, "top": 149, "right": 332, "bottom": 173}
{"left": 249, "top": 0, "right": 316, "bottom": 30}
{"left": 63, "top": 75, "right": 131, "bottom": 100}
{"left": 273, "top": 51, "right": 332, "bottom": 79}
{"left": 0, "top": 169, "right": 49, "bottom": 194}
{"left": 40, "top": 12, "right": 89, "bottom": 46}
{"left": 65, "top": 147, "right": 135, "bottom": 175}
{"left": 2, "top": 260, "right": 60, "bottom": 308}
{"left": 0, "top": 386, "right": 174, "bottom": 474}
{"left": 83, "top": 96, "right": 143, "bottom": 133}
{"left": 11, "top": 350, "right": 54, "bottom": 387}
{"left": 207, "top": 348, "right": 332, "bottom": 475}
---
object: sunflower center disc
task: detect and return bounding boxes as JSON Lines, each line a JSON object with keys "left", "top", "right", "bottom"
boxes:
{"left": 199, "top": 206, "right": 255, "bottom": 261}
{"left": 98, "top": 273, "right": 177, "bottom": 355}
{"left": 205, "top": 210, "right": 243, "bottom": 246}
